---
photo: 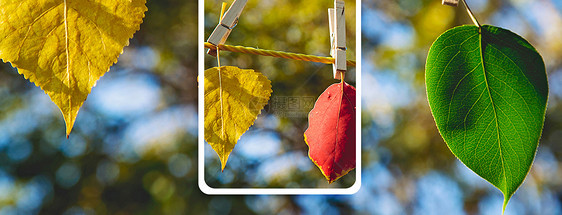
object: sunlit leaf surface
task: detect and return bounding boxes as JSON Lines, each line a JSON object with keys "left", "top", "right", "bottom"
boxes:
{"left": 426, "top": 25, "right": 548, "bottom": 210}
{"left": 204, "top": 66, "right": 272, "bottom": 170}
{"left": 0, "top": 0, "right": 147, "bottom": 136}
{"left": 305, "top": 82, "right": 356, "bottom": 183}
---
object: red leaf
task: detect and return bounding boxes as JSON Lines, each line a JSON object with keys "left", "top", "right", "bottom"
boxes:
{"left": 305, "top": 82, "right": 356, "bottom": 183}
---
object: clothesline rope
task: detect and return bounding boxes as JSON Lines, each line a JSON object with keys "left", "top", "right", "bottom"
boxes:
{"left": 205, "top": 42, "right": 356, "bottom": 67}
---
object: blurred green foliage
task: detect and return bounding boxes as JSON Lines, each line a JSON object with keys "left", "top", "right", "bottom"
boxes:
{"left": 362, "top": 0, "right": 562, "bottom": 214}
{"left": 0, "top": 0, "right": 561, "bottom": 214}
{"left": 0, "top": 0, "right": 205, "bottom": 214}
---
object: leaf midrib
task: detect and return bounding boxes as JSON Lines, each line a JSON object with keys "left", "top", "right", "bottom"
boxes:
{"left": 333, "top": 84, "right": 343, "bottom": 176}
{"left": 64, "top": 0, "right": 72, "bottom": 135}
{"left": 479, "top": 30, "right": 508, "bottom": 192}
{"left": 218, "top": 67, "right": 225, "bottom": 165}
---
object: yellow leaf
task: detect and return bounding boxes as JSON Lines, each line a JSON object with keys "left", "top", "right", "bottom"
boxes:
{"left": 0, "top": 0, "right": 147, "bottom": 137}
{"left": 204, "top": 66, "right": 272, "bottom": 170}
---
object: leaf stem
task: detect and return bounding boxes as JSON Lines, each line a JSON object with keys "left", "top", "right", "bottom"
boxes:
{"left": 216, "top": 2, "right": 227, "bottom": 68}
{"left": 217, "top": 3, "right": 227, "bottom": 171}
{"left": 462, "top": 0, "right": 481, "bottom": 28}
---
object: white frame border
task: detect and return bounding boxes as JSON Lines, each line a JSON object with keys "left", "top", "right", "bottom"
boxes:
{"left": 198, "top": 0, "right": 362, "bottom": 195}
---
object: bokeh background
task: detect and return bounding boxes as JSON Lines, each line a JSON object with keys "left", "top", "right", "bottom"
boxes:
{"left": 203, "top": 0, "right": 357, "bottom": 189}
{"left": 0, "top": 0, "right": 200, "bottom": 214}
{"left": 1, "top": 0, "right": 561, "bottom": 214}
{"left": 361, "top": 0, "right": 562, "bottom": 214}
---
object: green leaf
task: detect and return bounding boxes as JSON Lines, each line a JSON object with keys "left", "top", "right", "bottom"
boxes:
{"left": 204, "top": 66, "right": 272, "bottom": 171}
{"left": 425, "top": 25, "right": 548, "bottom": 211}
{"left": 0, "top": 0, "right": 147, "bottom": 136}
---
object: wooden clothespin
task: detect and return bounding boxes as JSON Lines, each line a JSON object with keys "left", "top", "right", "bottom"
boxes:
{"left": 207, "top": 0, "right": 248, "bottom": 57}
{"left": 442, "top": 0, "right": 459, "bottom": 6}
{"left": 329, "top": 0, "right": 346, "bottom": 80}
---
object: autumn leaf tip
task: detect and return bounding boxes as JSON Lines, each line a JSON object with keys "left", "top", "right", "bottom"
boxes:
{"left": 220, "top": 160, "right": 227, "bottom": 172}
{"left": 64, "top": 120, "right": 75, "bottom": 139}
